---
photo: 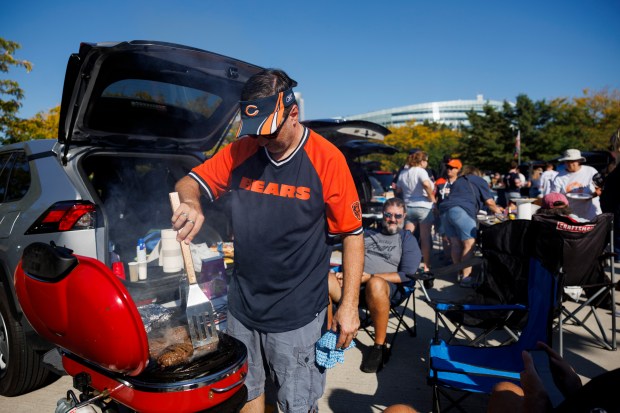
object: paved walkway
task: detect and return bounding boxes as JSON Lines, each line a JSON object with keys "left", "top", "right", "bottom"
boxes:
{"left": 2, "top": 245, "right": 618, "bottom": 413}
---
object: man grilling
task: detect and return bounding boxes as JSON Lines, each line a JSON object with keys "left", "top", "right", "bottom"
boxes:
{"left": 171, "top": 68, "right": 364, "bottom": 413}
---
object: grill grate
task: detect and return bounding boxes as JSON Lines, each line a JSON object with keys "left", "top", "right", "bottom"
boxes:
{"left": 139, "top": 334, "right": 243, "bottom": 383}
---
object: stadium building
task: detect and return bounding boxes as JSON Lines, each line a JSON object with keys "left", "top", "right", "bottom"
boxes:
{"left": 346, "top": 94, "right": 510, "bottom": 129}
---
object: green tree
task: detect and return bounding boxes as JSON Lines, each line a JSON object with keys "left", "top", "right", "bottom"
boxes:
{"left": 1, "top": 38, "right": 32, "bottom": 144}
{"left": 379, "top": 120, "right": 460, "bottom": 173}
{"left": 459, "top": 103, "right": 512, "bottom": 172}
{"left": 6, "top": 105, "right": 60, "bottom": 143}
{"left": 460, "top": 90, "right": 620, "bottom": 173}
{"left": 560, "top": 88, "right": 620, "bottom": 149}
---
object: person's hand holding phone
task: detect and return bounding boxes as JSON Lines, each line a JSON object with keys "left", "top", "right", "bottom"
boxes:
{"left": 535, "top": 341, "right": 582, "bottom": 396}
{"left": 521, "top": 350, "right": 553, "bottom": 413}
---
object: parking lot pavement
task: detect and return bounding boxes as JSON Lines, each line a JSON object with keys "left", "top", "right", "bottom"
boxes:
{"left": 2, "top": 242, "right": 618, "bottom": 413}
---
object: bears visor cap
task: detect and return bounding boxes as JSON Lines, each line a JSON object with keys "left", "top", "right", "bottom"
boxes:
{"left": 237, "top": 88, "right": 297, "bottom": 137}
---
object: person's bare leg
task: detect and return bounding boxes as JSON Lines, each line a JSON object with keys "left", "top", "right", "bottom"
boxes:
{"left": 487, "top": 381, "right": 523, "bottom": 413}
{"left": 442, "top": 235, "right": 451, "bottom": 262}
{"left": 328, "top": 273, "right": 342, "bottom": 304}
{"left": 240, "top": 393, "right": 265, "bottom": 413}
{"left": 383, "top": 404, "right": 419, "bottom": 413}
{"left": 460, "top": 238, "right": 476, "bottom": 278}
{"left": 420, "top": 222, "right": 433, "bottom": 271}
{"left": 365, "top": 277, "right": 391, "bottom": 345}
{"left": 449, "top": 236, "right": 463, "bottom": 280}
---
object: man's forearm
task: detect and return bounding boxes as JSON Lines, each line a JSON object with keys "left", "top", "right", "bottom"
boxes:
{"left": 364, "top": 271, "right": 402, "bottom": 284}
{"left": 485, "top": 199, "right": 503, "bottom": 214}
{"left": 339, "top": 233, "right": 364, "bottom": 308}
{"left": 175, "top": 175, "right": 202, "bottom": 206}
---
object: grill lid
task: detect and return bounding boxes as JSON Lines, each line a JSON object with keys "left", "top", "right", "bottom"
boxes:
{"left": 15, "top": 242, "right": 150, "bottom": 376}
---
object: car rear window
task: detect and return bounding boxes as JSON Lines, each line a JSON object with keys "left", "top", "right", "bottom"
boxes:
{"left": 83, "top": 51, "right": 233, "bottom": 140}
{"left": 101, "top": 79, "right": 223, "bottom": 119}
{"left": 370, "top": 171, "right": 395, "bottom": 191}
{"left": 86, "top": 78, "right": 224, "bottom": 139}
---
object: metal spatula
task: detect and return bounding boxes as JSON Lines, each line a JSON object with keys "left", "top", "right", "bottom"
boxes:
{"left": 169, "top": 192, "right": 219, "bottom": 349}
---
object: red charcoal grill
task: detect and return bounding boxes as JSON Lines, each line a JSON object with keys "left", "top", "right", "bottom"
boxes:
{"left": 14, "top": 242, "right": 247, "bottom": 413}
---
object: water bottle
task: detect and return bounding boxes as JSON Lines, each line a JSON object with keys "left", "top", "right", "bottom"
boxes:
{"left": 137, "top": 238, "right": 147, "bottom": 280}
{"left": 108, "top": 241, "right": 120, "bottom": 265}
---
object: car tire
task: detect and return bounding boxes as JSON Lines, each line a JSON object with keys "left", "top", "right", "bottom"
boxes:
{"left": 0, "top": 287, "right": 58, "bottom": 396}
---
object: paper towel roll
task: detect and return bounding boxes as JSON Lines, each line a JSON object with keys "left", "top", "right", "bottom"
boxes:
{"left": 160, "top": 229, "right": 183, "bottom": 273}
{"left": 516, "top": 199, "right": 536, "bottom": 220}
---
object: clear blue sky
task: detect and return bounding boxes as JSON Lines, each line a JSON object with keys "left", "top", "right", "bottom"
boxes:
{"left": 3, "top": 0, "right": 619, "bottom": 121}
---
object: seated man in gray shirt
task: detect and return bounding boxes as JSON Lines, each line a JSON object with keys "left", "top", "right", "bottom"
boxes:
{"left": 329, "top": 197, "right": 422, "bottom": 373}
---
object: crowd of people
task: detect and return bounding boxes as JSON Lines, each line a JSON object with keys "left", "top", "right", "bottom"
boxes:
{"left": 385, "top": 137, "right": 619, "bottom": 412}
{"left": 392, "top": 143, "right": 619, "bottom": 270}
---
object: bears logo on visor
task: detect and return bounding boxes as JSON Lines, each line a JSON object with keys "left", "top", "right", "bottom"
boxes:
{"left": 245, "top": 105, "right": 259, "bottom": 117}
{"left": 237, "top": 88, "right": 296, "bottom": 137}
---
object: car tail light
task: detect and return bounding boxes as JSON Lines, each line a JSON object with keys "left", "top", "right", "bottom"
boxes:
{"left": 26, "top": 201, "right": 97, "bottom": 234}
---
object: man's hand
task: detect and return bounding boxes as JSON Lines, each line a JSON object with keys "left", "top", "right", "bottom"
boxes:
{"left": 535, "top": 341, "right": 582, "bottom": 395}
{"left": 172, "top": 176, "right": 204, "bottom": 244}
{"left": 520, "top": 350, "right": 552, "bottom": 413}
{"left": 334, "top": 271, "right": 344, "bottom": 288}
{"left": 331, "top": 302, "right": 360, "bottom": 349}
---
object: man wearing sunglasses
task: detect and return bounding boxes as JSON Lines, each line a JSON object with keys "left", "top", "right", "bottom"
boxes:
{"left": 172, "top": 69, "right": 364, "bottom": 413}
{"left": 329, "top": 198, "right": 421, "bottom": 373}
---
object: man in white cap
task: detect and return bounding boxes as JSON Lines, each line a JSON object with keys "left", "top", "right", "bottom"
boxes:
{"left": 550, "top": 148, "right": 601, "bottom": 220}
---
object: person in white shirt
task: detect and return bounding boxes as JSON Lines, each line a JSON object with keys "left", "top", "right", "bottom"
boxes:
{"left": 550, "top": 149, "right": 601, "bottom": 221}
{"left": 539, "top": 162, "right": 558, "bottom": 197}
{"left": 396, "top": 151, "right": 436, "bottom": 272}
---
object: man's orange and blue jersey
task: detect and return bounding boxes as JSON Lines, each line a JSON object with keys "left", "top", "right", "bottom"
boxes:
{"left": 189, "top": 127, "right": 362, "bottom": 332}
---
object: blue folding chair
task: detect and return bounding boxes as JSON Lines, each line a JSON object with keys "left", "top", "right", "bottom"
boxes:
{"left": 429, "top": 219, "right": 551, "bottom": 347}
{"left": 428, "top": 257, "right": 561, "bottom": 412}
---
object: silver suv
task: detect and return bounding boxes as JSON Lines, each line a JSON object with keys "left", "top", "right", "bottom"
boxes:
{"left": 0, "top": 40, "right": 261, "bottom": 396}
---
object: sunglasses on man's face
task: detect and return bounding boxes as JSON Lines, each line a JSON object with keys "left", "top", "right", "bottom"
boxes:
{"left": 383, "top": 212, "right": 404, "bottom": 220}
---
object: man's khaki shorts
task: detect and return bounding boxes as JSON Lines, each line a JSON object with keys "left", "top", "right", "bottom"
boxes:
{"left": 226, "top": 308, "right": 327, "bottom": 413}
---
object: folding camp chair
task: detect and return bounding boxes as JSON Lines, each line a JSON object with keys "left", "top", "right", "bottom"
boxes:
{"left": 428, "top": 219, "right": 562, "bottom": 346}
{"left": 533, "top": 212, "right": 617, "bottom": 355}
{"left": 359, "top": 270, "right": 434, "bottom": 351}
{"left": 428, "top": 257, "right": 561, "bottom": 413}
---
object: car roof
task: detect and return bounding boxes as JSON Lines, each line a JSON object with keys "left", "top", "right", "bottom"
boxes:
{"left": 301, "top": 119, "right": 391, "bottom": 144}
{"left": 301, "top": 119, "right": 397, "bottom": 159}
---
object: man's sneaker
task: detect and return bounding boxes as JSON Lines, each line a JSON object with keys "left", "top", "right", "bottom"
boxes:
{"left": 360, "top": 344, "right": 388, "bottom": 373}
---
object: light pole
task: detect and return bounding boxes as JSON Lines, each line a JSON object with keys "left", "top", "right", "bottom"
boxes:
{"left": 516, "top": 129, "right": 521, "bottom": 165}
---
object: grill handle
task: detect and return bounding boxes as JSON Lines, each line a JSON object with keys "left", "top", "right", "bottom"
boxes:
{"left": 210, "top": 376, "right": 246, "bottom": 394}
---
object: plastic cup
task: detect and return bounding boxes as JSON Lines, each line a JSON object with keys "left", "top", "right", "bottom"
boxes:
{"left": 128, "top": 262, "right": 139, "bottom": 282}
{"left": 112, "top": 262, "right": 126, "bottom": 280}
